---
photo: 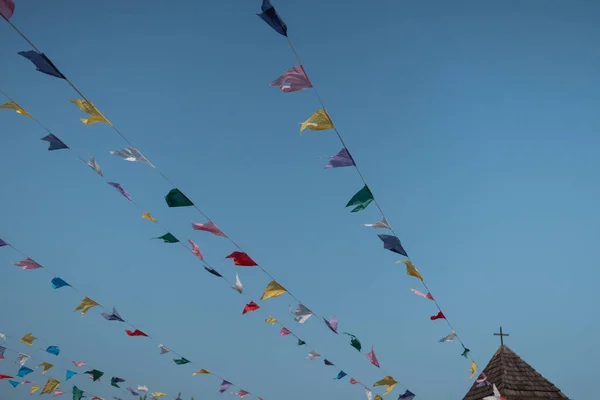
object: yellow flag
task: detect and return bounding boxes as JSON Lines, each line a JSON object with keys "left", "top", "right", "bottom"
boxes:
{"left": 41, "top": 378, "right": 60, "bottom": 394}
{"left": 300, "top": 109, "right": 334, "bottom": 135}
{"left": 374, "top": 396, "right": 383, "bottom": 400}
{"left": 74, "top": 296, "right": 100, "bottom": 316}
{"left": 142, "top": 211, "right": 157, "bottom": 223}
{"left": 20, "top": 332, "right": 37, "bottom": 346}
{"left": 260, "top": 280, "right": 287, "bottom": 300}
{"left": 401, "top": 260, "right": 423, "bottom": 280}
{"left": 31, "top": 385, "right": 41, "bottom": 395}
{"left": 69, "top": 99, "right": 112, "bottom": 125}
{"left": 0, "top": 101, "right": 32, "bottom": 118}
{"left": 151, "top": 392, "right": 167, "bottom": 399}
{"left": 38, "top": 361, "right": 54, "bottom": 374}
{"left": 265, "top": 316, "right": 278, "bottom": 325}
{"left": 373, "top": 376, "right": 398, "bottom": 396}
{"left": 193, "top": 369, "right": 211, "bottom": 376}
{"left": 469, "top": 361, "right": 477, "bottom": 379}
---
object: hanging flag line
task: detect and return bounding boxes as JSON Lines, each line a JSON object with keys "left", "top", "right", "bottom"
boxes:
{"left": 0, "top": 90, "right": 391, "bottom": 400}
{"left": 256, "top": 0, "right": 478, "bottom": 379}
{"left": 0, "top": 10, "right": 426, "bottom": 399}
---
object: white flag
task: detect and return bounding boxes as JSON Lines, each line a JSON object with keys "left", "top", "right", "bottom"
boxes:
{"left": 365, "top": 389, "right": 373, "bottom": 400}
{"left": 110, "top": 147, "right": 154, "bottom": 167}
{"left": 137, "top": 385, "right": 149, "bottom": 392}
{"left": 232, "top": 273, "right": 243, "bottom": 293}
{"left": 483, "top": 384, "right": 503, "bottom": 400}
{"left": 306, "top": 350, "right": 320, "bottom": 360}
{"left": 0, "top": 333, "right": 6, "bottom": 343}
{"left": 16, "top": 353, "right": 30, "bottom": 366}
{"left": 158, "top": 344, "right": 170, "bottom": 355}
{"left": 438, "top": 331, "right": 456, "bottom": 343}
{"left": 363, "top": 218, "right": 390, "bottom": 229}
{"left": 291, "top": 303, "right": 313, "bottom": 324}
{"left": 87, "top": 155, "right": 103, "bottom": 176}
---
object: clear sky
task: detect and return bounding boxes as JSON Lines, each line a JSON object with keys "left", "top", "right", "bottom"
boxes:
{"left": 0, "top": 0, "right": 598, "bottom": 399}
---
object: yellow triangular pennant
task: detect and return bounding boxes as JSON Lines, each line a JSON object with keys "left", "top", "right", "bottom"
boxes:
{"left": 192, "top": 369, "right": 211, "bottom": 376}
{"left": 373, "top": 376, "right": 398, "bottom": 396}
{"left": 142, "top": 211, "right": 157, "bottom": 223}
{"left": 41, "top": 378, "right": 60, "bottom": 394}
{"left": 260, "top": 280, "right": 287, "bottom": 300}
{"left": 0, "top": 101, "right": 32, "bottom": 118}
{"left": 69, "top": 99, "right": 112, "bottom": 125}
{"left": 300, "top": 109, "right": 334, "bottom": 135}
{"left": 74, "top": 296, "right": 100, "bottom": 316}
{"left": 20, "top": 332, "right": 37, "bottom": 346}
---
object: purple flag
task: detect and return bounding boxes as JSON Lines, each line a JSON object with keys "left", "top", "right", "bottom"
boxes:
{"left": 204, "top": 266, "right": 223, "bottom": 278}
{"left": 270, "top": 65, "right": 312, "bottom": 93}
{"left": 323, "top": 148, "right": 355, "bottom": 169}
{"left": 324, "top": 359, "right": 334, "bottom": 366}
{"left": 108, "top": 182, "right": 132, "bottom": 201}
{"left": 101, "top": 307, "right": 124, "bottom": 322}
{"left": 398, "top": 390, "right": 415, "bottom": 400}
{"left": 324, "top": 317, "right": 338, "bottom": 334}
{"left": 219, "top": 380, "right": 232, "bottom": 393}
{"left": 377, "top": 234, "right": 408, "bottom": 257}
{"left": 0, "top": 238, "right": 8, "bottom": 247}
{"left": 18, "top": 50, "right": 65, "bottom": 79}
{"left": 257, "top": 0, "right": 287, "bottom": 37}
{"left": 41, "top": 134, "right": 69, "bottom": 151}
{"left": 127, "top": 387, "right": 139, "bottom": 396}
{"left": 14, "top": 257, "right": 43, "bottom": 270}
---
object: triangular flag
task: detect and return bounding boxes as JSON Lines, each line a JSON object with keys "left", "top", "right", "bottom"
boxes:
{"left": 349, "top": 378, "right": 359, "bottom": 385}
{"left": 366, "top": 346, "right": 380, "bottom": 368}
{"left": 0, "top": 0, "right": 15, "bottom": 21}
{"left": 461, "top": 346, "right": 471, "bottom": 358}
{"left": 363, "top": 218, "right": 390, "bottom": 229}
{"left": 204, "top": 266, "right": 222, "bottom": 278}
{"left": 323, "top": 148, "right": 355, "bottom": 169}
{"left": 53, "top": 390, "right": 65, "bottom": 397}
{"left": 256, "top": 0, "right": 287, "bottom": 36}
{"left": 366, "top": 389, "right": 373, "bottom": 400}
{"left": 101, "top": 307, "right": 125, "bottom": 322}
{"left": 373, "top": 376, "right": 397, "bottom": 396}
{"left": 72, "top": 361, "right": 85, "bottom": 368}
{"left": 137, "top": 386, "right": 149, "bottom": 392}
{"left": 232, "top": 273, "right": 243, "bottom": 293}
{"left": 51, "top": 277, "right": 70, "bottom": 289}
{"left": 324, "top": 359, "right": 334, "bottom": 366}
{"left": 398, "top": 390, "right": 416, "bottom": 400}
{"left": 66, "top": 370, "right": 77, "bottom": 381}
{"left": 260, "top": 280, "right": 286, "bottom": 300}
{"left": 69, "top": 99, "right": 112, "bottom": 125}
{"left": 31, "top": 385, "right": 42, "bottom": 395}
{"left": 191, "top": 221, "right": 227, "bottom": 237}
{"left": 291, "top": 304, "right": 313, "bottom": 323}
{"left": 107, "top": 182, "right": 132, "bottom": 201}
{"left": 226, "top": 251, "right": 257, "bottom": 266}
{"left": 84, "top": 369, "right": 103, "bottom": 381}
{"left": 142, "top": 211, "right": 157, "bottom": 223}
{"left": 219, "top": 380, "right": 232, "bottom": 393}
{"left": 279, "top": 327, "right": 291, "bottom": 336}
{"left": 16, "top": 353, "right": 30, "bottom": 366}
{"left": 173, "top": 357, "right": 190, "bottom": 365}
{"left": 297, "top": 339, "right": 306, "bottom": 346}
{"left": 18, "top": 50, "right": 65, "bottom": 79}
{"left": 74, "top": 297, "right": 99, "bottom": 316}
{"left": 14, "top": 258, "right": 42, "bottom": 270}
{"left": 469, "top": 361, "right": 477, "bottom": 379}
{"left": 410, "top": 288, "right": 433, "bottom": 300}
{"left": 0, "top": 101, "right": 32, "bottom": 118}
{"left": 0, "top": 374, "right": 13, "bottom": 379}
{"left": 188, "top": 239, "right": 203, "bottom": 261}
{"left": 46, "top": 345, "right": 60, "bottom": 356}
{"left": 306, "top": 350, "right": 320, "bottom": 360}
{"left": 439, "top": 332, "right": 457, "bottom": 342}
{"left": 41, "top": 134, "right": 69, "bottom": 150}
{"left": 402, "top": 260, "right": 423, "bottom": 280}
{"left": 72, "top": 386, "right": 84, "bottom": 400}
{"left": 235, "top": 389, "right": 250, "bottom": 399}
{"left": 154, "top": 233, "right": 179, "bottom": 243}
{"left": 125, "top": 329, "right": 148, "bottom": 337}
{"left": 324, "top": 317, "right": 338, "bottom": 334}
{"left": 430, "top": 311, "right": 446, "bottom": 321}
{"left": 165, "top": 188, "right": 193, "bottom": 207}
{"left": 334, "top": 371, "right": 347, "bottom": 380}
{"left": 193, "top": 369, "right": 210, "bottom": 376}
{"left": 242, "top": 301, "right": 260, "bottom": 314}
{"left": 38, "top": 362, "right": 54, "bottom": 374}
{"left": 17, "top": 366, "right": 33, "bottom": 377}
{"left": 8, "top": 380, "right": 19, "bottom": 388}
{"left": 377, "top": 234, "right": 408, "bottom": 257}
{"left": 111, "top": 377, "right": 125, "bottom": 388}
{"left": 158, "top": 344, "right": 170, "bottom": 355}
{"left": 343, "top": 332, "right": 362, "bottom": 351}
{"left": 482, "top": 384, "right": 505, "bottom": 400}
{"left": 346, "top": 185, "right": 374, "bottom": 212}
{"left": 300, "top": 109, "right": 334, "bottom": 134}
{"left": 0, "top": 238, "right": 8, "bottom": 247}
{"left": 41, "top": 378, "right": 60, "bottom": 394}
{"left": 265, "top": 316, "right": 278, "bottom": 325}
{"left": 127, "top": 387, "right": 139, "bottom": 396}
{"left": 110, "top": 147, "right": 153, "bottom": 167}
{"left": 86, "top": 155, "right": 103, "bottom": 176}
{"left": 151, "top": 392, "right": 167, "bottom": 399}
{"left": 270, "top": 65, "right": 312, "bottom": 93}
{"left": 20, "top": 333, "right": 37, "bottom": 346}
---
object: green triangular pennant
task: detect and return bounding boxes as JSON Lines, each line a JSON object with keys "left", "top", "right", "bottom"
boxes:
{"left": 84, "top": 369, "right": 104, "bottom": 381}
{"left": 461, "top": 346, "right": 470, "bottom": 358}
{"left": 154, "top": 233, "right": 179, "bottom": 243}
{"left": 343, "top": 332, "right": 362, "bottom": 352}
{"left": 173, "top": 357, "right": 191, "bottom": 365}
{"left": 165, "top": 188, "right": 194, "bottom": 208}
{"left": 297, "top": 339, "right": 306, "bottom": 346}
{"left": 345, "top": 185, "right": 374, "bottom": 213}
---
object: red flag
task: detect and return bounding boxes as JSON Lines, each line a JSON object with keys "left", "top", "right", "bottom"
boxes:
{"left": 0, "top": 0, "right": 15, "bottom": 21}
{"left": 430, "top": 311, "right": 446, "bottom": 321}
{"left": 226, "top": 252, "right": 257, "bottom": 267}
{"left": 280, "top": 327, "right": 291, "bottom": 336}
{"left": 125, "top": 329, "right": 148, "bottom": 337}
{"left": 0, "top": 374, "right": 13, "bottom": 379}
{"left": 242, "top": 301, "right": 260, "bottom": 314}
{"left": 349, "top": 378, "right": 359, "bottom": 384}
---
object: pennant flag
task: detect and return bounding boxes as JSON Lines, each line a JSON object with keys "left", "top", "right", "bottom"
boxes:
{"left": 66, "top": 371, "right": 77, "bottom": 381}
{"left": 461, "top": 346, "right": 471, "bottom": 358}
{"left": 20, "top": 333, "right": 37, "bottom": 346}
{"left": 38, "top": 362, "right": 54, "bottom": 374}
{"left": 204, "top": 266, "right": 222, "bottom": 278}
{"left": 363, "top": 218, "right": 390, "bottom": 229}
{"left": 72, "top": 386, "right": 84, "bottom": 400}
{"left": 111, "top": 377, "right": 125, "bottom": 388}
{"left": 173, "top": 358, "right": 190, "bottom": 365}
{"left": 378, "top": 234, "right": 408, "bottom": 257}
{"left": 0, "top": 345, "right": 5, "bottom": 359}
{"left": 402, "top": 260, "right": 423, "bottom": 280}
{"left": 165, "top": 188, "right": 193, "bottom": 207}
{"left": 142, "top": 211, "right": 157, "bottom": 223}
{"left": 191, "top": 221, "right": 227, "bottom": 237}
{"left": 8, "top": 380, "right": 19, "bottom": 388}
{"left": 108, "top": 182, "right": 132, "bottom": 201}
{"left": 279, "top": 327, "right": 291, "bottom": 336}
{"left": 110, "top": 147, "right": 153, "bottom": 167}
{"left": 154, "top": 233, "right": 179, "bottom": 243}
{"left": 0, "top": 0, "right": 15, "bottom": 20}
{"left": 219, "top": 380, "right": 232, "bottom": 393}
{"left": 69, "top": 99, "right": 112, "bottom": 125}
{"left": 187, "top": 239, "right": 203, "bottom": 261}
{"left": 334, "top": 371, "right": 347, "bottom": 380}
{"left": 297, "top": 339, "right": 306, "bottom": 346}
{"left": 16, "top": 353, "right": 30, "bottom": 366}
{"left": 31, "top": 385, "right": 42, "bottom": 395}
{"left": 257, "top": 0, "right": 287, "bottom": 36}
{"left": 53, "top": 391, "right": 65, "bottom": 396}
{"left": 323, "top": 148, "right": 355, "bottom": 169}
{"left": 125, "top": 329, "right": 148, "bottom": 337}
{"left": 375, "top": 396, "right": 383, "bottom": 400}
{"left": 265, "top": 316, "right": 278, "bottom": 325}
{"left": 366, "top": 389, "right": 373, "bottom": 400}
{"left": 430, "top": 311, "right": 446, "bottom": 321}
{"left": 476, "top": 373, "right": 490, "bottom": 387}
{"left": 349, "top": 378, "right": 359, "bottom": 385}
{"left": 46, "top": 345, "right": 61, "bottom": 356}
{"left": 343, "top": 332, "right": 362, "bottom": 352}
{"left": 0, "top": 374, "right": 13, "bottom": 380}
{"left": 151, "top": 393, "right": 167, "bottom": 399}
{"left": 138, "top": 385, "right": 149, "bottom": 392}
{"left": 469, "top": 361, "right": 477, "bottom": 379}
{"left": 482, "top": 384, "right": 505, "bottom": 400}
{"left": 300, "top": 109, "right": 334, "bottom": 134}
{"left": 127, "top": 387, "right": 139, "bottom": 396}
{"left": 235, "top": 389, "right": 250, "bottom": 399}
{"left": 291, "top": 304, "right": 313, "bottom": 323}
{"left": 74, "top": 296, "right": 99, "bottom": 316}
{"left": 85, "top": 369, "right": 103, "bottom": 381}
{"left": 41, "top": 134, "right": 69, "bottom": 151}
{"left": 324, "top": 359, "right": 334, "bottom": 366}
{"left": 242, "top": 301, "right": 260, "bottom": 314}
{"left": 14, "top": 258, "right": 42, "bottom": 271}
{"left": 86, "top": 155, "right": 103, "bottom": 176}
{"left": 439, "top": 332, "right": 457, "bottom": 343}
{"left": 232, "top": 273, "right": 243, "bottom": 293}
{"left": 51, "top": 277, "right": 70, "bottom": 289}
{"left": 0, "top": 101, "right": 32, "bottom": 118}
{"left": 324, "top": 317, "right": 338, "bottom": 334}
{"left": 373, "top": 376, "right": 397, "bottom": 396}
{"left": 410, "top": 288, "right": 433, "bottom": 300}
{"left": 366, "top": 346, "right": 380, "bottom": 368}
{"left": 270, "top": 65, "right": 312, "bottom": 93}
{"left": 346, "top": 185, "right": 374, "bottom": 212}
{"left": 306, "top": 350, "right": 320, "bottom": 360}
{"left": 17, "top": 367, "right": 33, "bottom": 377}
{"left": 0, "top": 238, "right": 8, "bottom": 247}
{"left": 18, "top": 50, "right": 65, "bottom": 79}
{"left": 41, "top": 378, "right": 60, "bottom": 395}
{"left": 193, "top": 369, "right": 210, "bottom": 376}
{"left": 72, "top": 361, "right": 85, "bottom": 368}
{"left": 398, "top": 390, "right": 416, "bottom": 400}
{"left": 158, "top": 344, "right": 170, "bottom": 355}
{"left": 260, "top": 280, "right": 286, "bottom": 299}
{"left": 226, "top": 251, "right": 257, "bottom": 266}
{"left": 101, "top": 307, "right": 125, "bottom": 322}
{"left": 0, "top": 333, "right": 5, "bottom": 343}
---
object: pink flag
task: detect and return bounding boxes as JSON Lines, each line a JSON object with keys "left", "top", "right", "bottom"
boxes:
{"left": 188, "top": 239, "right": 203, "bottom": 261}
{"left": 14, "top": 258, "right": 43, "bottom": 270}
{"left": 53, "top": 391, "right": 65, "bottom": 397}
{"left": 324, "top": 317, "right": 338, "bottom": 334}
{"left": 191, "top": 221, "right": 227, "bottom": 237}
{"left": 366, "top": 346, "right": 380, "bottom": 368}
{"left": 270, "top": 65, "right": 313, "bottom": 93}
{"left": 279, "top": 327, "right": 291, "bottom": 336}
{"left": 410, "top": 288, "right": 433, "bottom": 300}
{"left": 349, "top": 378, "right": 359, "bottom": 385}
{"left": 72, "top": 361, "right": 85, "bottom": 367}
{"left": 0, "top": 0, "right": 15, "bottom": 21}
{"left": 235, "top": 390, "right": 249, "bottom": 399}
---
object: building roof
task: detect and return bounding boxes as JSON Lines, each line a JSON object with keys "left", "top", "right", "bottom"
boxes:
{"left": 462, "top": 345, "right": 568, "bottom": 400}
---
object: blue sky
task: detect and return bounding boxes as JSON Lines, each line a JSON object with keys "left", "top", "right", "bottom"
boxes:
{"left": 0, "top": 0, "right": 598, "bottom": 399}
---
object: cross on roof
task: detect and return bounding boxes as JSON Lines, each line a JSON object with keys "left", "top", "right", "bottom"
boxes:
{"left": 494, "top": 326, "right": 509, "bottom": 346}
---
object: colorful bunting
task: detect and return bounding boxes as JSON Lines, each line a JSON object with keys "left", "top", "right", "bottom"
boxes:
{"left": 20, "top": 332, "right": 37, "bottom": 346}
{"left": 373, "top": 376, "right": 397, "bottom": 396}
{"left": 469, "top": 361, "right": 477, "bottom": 379}
{"left": 300, "top": 109, "right": 334, "bottom": 134}
{"left": 51, "top": 277, "right": 70, "bottom": 289}
{"left": 242, "top": 301, "right": 260, "bottom": 314}
{"left": 173, "top": 357, "right": 190, "bottom": 365}
{"left": 65, "top": 370, "right": 77, "bottom": 381}
{"left": 257, "top": 0, "right": 287, "bottom": 36}
{"left": 101, "top": 307, "right": 125, "bottom": 322}
{"left": 8, "top": 380, "right": 19, "bottom": 388}
{"left": 18, "top": 50, "right": 65, "bottom": 79}
{"left": 323, "top": 148, "right": 355, "bottom": 169}
{"left": 226, "top": 251, "right": 257, "bottom": 266}
{"left": 270, "top": 65, "right": 312, "bottom": 93}
{"left": 324, "top": 317, "right": 338, "bottom": 334}
{"left": 193, "top": 369, "right": 210, "bottom": 376}
{"left": 334, "top": 371, "right": 347, "bottom": 380}
{"left": 72, "top": 361, "right": 85, "bottom": 368}
{"left": 398, "top": 390, "right": 416, "bottom": 400}
{"left": 260, "top": 280, "right": 286, "bottom": 299}
{"left": 72, "top": 385, "right": 84, "bottom": 400}
{"left": 402, "top": 260, "right": 423, "bottom": 280}
{"left": 188, "top": 239, "right": 203, "bottom": 261}
{"left": 306, "top": 350, "right": 320, "bottom": 360}
{"left": 439, "top": 332, "right": 456, "bottom": 343}
{"left": 219, "top": 380, "right": 232, "bottom": 393}
{"left": 38, "top": 361, "right": 54, "bottom": 374}
{"left": 111, "top": 377, "right": 125, "bottom": 388}
{"left": 191, "top": 221, "right": 227, "bottom": 237}
{"left": 291, "top": 303, "right": 313, "bottom": 323}
{"left": 204, "top": 266, "right": 222, "bottom": 277}
{"left": 0, "top": 101, "right": 32, "bottom": 118}
{"left": 142, "top": 211, "right": 157, "bottom": 223}
{"left": 410, "top": 288, "right": 433, "bottom": 300}
{"left": 14, "top": 258, "right": 42, "bottom": 270}
{"left": 265, "top": 316, "right": 278, "bottom": 325}
{"left": 346, "top": 185, "right": 374, "bottom": 212}
{"left": 232, "top": 273, "right": 243, "bottom": 293}
{"left": 125, "top": 329, "right": 148, "bottom": 337}
{"left": 343, "top": 332, "right": 362, "bottom": 352}
{"left": 16, "top": 353, "right": 30, "bottom": 366}
{"left": 69, "top": 99, "right": 112, "bottom": 125}
{"left": 0, "top": 0, "right": 15, "bottom": 21}
{"left": 41, "top": 134, "right": 69, "bottom": 150}
{"left": 154, "top": 233, "right": 179, "bottom": 243}
{"left": 363, "top": 218, "right": 390, "bottom": 229}
{"left": 279, "top": 327, "right": 291, "bottom": 336}
{"left": 430, "top": 311, "right": 446, "bottom": 321}
{"left": 41, "top": 378, "right": 60, "bottom": 395}
{"left": 46, "top": 345, "right": 61, "bottom": 355}
{"left": 377, "top": 234, "right": 408, "bottom": 257}
{"left": 85, "top": 369, "right": 104, "bottom": 381}
{"left": 107, "top": 182, "right": 132, "bottom": 201}
{"left": 158, "top": 344, "right": 170, "bottom": 355}
{"left": 17, "top": 366, "right": 33, "bottom": 377}
{"left": 31, "top": 385, "right": 42, "bottom": 395}
{"left": 110, "top": 147, "right": 153, "bottom": 167}
{"left": 74, "top": 296, "right": 99, "bottom": 316}
{"left": 86, "top": 155, "right": 103, "bottom": 176}
{"left": 165, "top": 188, "right": 194, "bottom": 207}
{"left": 366, "top": 346, "right": 380, "bottom": 368}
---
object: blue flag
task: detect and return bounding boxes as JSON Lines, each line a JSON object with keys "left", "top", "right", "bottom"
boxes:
{"left": 398, "top": 390, "right": 415, "bottom": 400}
{"left": 66, "top": 370, "right": 77, "bottom": 381}
{"left": 17, "top": 366, "right": 33, "bottom": 377}
{"left": 18, "top": 50, "right": 65, "bottom": 79}
{"left": 257, "top": 0, "right": 287, "bottom": 37}
{"left": 334, "top": 371, "right": 347, "bottom": 380}
{"left": 46, "top": 345, "right": 60, "bottom": 356}
{"left": 377, "top": 234, "right": 408, "bottom": 257}
{"left": 8, "top": 380, "right": 19, "bottom": 388}
{"left": 41, "top": 134, "right": 69, "bottom": 151}
{"left": 51, "top": 277, "right": 70, "bottom": 289}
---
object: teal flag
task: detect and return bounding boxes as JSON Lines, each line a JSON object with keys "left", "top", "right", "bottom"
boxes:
{"left": 154, "top": 233, "right": 179, "bottom": 243}
{"left": 346, "top": 185, "right": 374, "bottom": 212}
{"left": 73, "top": 385, "right": 84, "bottom": 400}
{"left": 165, "top": 188, "right": 194, "bottom": 207}
{"left": 173, "top": 357, "right": 190, "bottom": 365}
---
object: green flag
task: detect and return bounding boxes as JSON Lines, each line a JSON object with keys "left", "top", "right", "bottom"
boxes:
{"left": 346, "top": 185, "right": 373, "bottom": 212}
{"left": 154, "top": 233, "right": 179, "bottom": 243}
{"left": 84, "top": 369, "right": 104, "bottom": 381}
{"left": 165, "top": 188, "right": 194, "bottom": 207}
{"left": 461, "top": 346, "right": 470, "bottom": 358}
{"left": 173, "top": 357, "right": 190, "bottom": 365}
{"left": 297, "top": 339, "right": 306, "bottom": 346}
{"left": 343, "top": 332, "right": 362, "bottom": 352}
{"left": 72, "top": 385, "right": 84, "bottom": 400}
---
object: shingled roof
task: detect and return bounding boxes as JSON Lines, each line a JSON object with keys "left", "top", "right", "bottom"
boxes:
{"left": 462, "top": 345, "right": 568, "bottom": 400}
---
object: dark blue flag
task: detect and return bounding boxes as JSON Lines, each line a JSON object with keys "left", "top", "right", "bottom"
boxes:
{"left": 41, "top": 134, "right": 69, "bottom": 151}
{"left": 378, "top": 234, "right": 408, "bottom": 257}
{"left": 18, "top": 50, "right": 65, "bottom": 79}
{"left": 257, "top": 0, "right": 287, "bottom": 37}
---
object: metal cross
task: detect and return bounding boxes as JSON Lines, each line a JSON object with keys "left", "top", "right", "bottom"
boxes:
{"left": 494, "top": 326, "right": 509, "bottom": 346}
